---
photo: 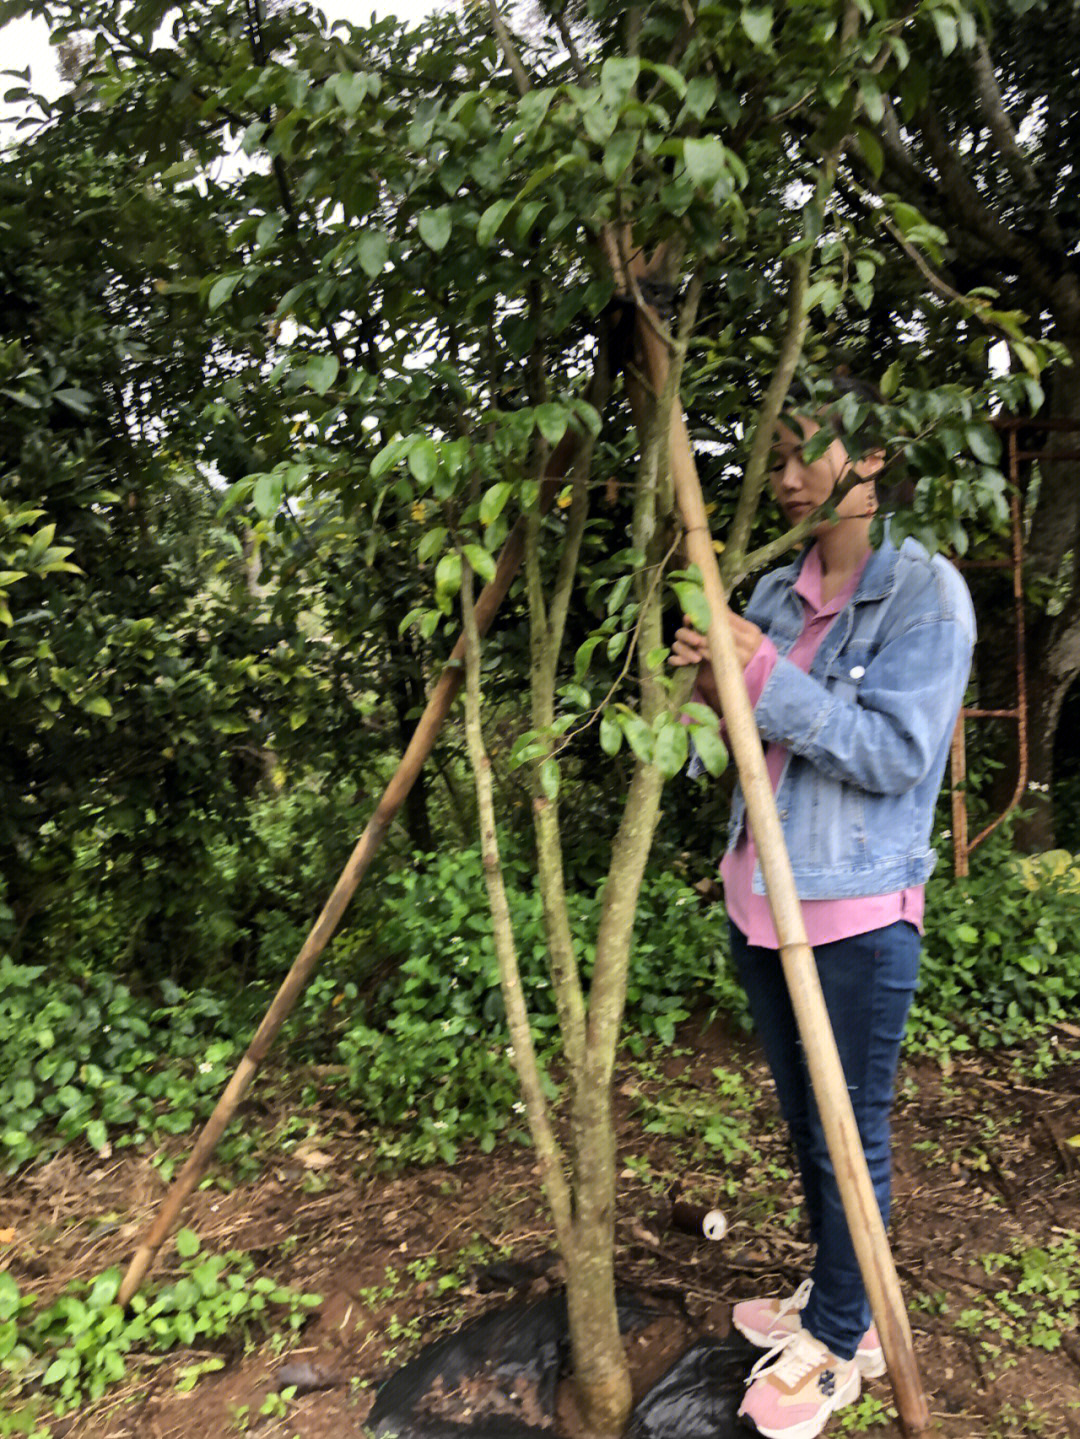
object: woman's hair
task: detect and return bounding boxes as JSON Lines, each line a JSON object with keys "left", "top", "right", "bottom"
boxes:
{"left": 783, "top": 368, "right": 914, "bottom": 506}
{"left": 784, "top": 369, "right": 885, "bottom": 442}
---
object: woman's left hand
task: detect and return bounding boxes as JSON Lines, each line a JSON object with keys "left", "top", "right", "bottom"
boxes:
{"left": 727, "top": 611, "right": 764, "bottom": 670}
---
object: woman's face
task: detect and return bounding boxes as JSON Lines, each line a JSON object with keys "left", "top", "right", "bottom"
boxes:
{"left": 768, "top": 415, "right": 880, "bottom": 533}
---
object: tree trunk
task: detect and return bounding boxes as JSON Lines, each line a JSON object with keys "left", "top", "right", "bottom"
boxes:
{"left": 1011, "top": 341, "right": 1080, "bottom": 851}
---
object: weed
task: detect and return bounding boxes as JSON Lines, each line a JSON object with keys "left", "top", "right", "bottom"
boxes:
{"left": 632, "top": 1065, "right": 760, "bottom": 1167}
{"left": 836, "top": 1394, "right": 896, "bottom": 1430}
{"left": 953, "top": 1234, "right": 1080, "bottom": 1352}
{"left": 258, "top": 1384, "right": 296, "bottom": 1418}
{"left": 989, "top": 1399, "right": 1051, "bottom": 1436}
{"left": 0, "top": 1231, "right": 320, "bottom": 1424}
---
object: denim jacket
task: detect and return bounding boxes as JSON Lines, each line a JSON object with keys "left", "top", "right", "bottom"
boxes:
{"left": 727, "top": 525, "right": 976, "bottom": 899}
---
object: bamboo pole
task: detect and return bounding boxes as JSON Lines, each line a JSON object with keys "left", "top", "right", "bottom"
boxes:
{"left": 116, "top": 427, "right": 585, "bottom": 1308}
{"left": 630, "top": 311, "right": 930, "bottom": 1433}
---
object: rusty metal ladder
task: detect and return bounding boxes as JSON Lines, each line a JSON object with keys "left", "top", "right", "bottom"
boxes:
{"left": 949, "top": 424, "right": 1028, "bottom": 878}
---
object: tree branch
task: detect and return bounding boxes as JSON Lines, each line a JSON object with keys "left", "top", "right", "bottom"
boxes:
{"left": 724, "top": 254, "right": 811, "bottom": 573}
{"left": 486, "top": 0, "right": 533, "bottom": 97}
{"left": 969, "top": 37, "right": 1039, "bottom": 195}
{"left": 916, "top": 102, "right": 1064, "bottom": 313}
{"left": 460, "top": 561, "right": 573, "bottom": 1242}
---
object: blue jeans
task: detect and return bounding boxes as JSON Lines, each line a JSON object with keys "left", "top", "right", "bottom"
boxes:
{"left": 729, "top": 920, "right": 921, "bottom": 1360}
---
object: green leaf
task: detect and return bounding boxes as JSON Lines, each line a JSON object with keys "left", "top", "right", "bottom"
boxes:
{"left": 740, "top": 6, "right": 773, "bottom": 46}
{"left": 207, "top": 274, "right": 242, "bottom": 311}
{"left": 599, "top": 710, "right": 622, "bottom": 756}
{"left": 645, "top": 61, "right": 687, "bottom": 99}
{"left": 86, "top": 1119, "right": 107, "bottom": 1152}
{"left": 684, "top": 75, "right": 717, "bottom": 120}
{"left": 0, "top": 1272, "right": 19, "bottom": 1323}
{"left": 298, "top": 354, "right": 339, "bottom": 395}
{"left": 618, "top": 710, "right": 654, "bottom": 764}
{"left": 418, "top": 207, "right": 452, "bottom": 251}
{"left": 330, "top": 71, "right": 369, "bottom": 116}
{"left": 559, "top": 683, "right": 591, "bottom": 709}
{"left": 435, "top": 551, "right": 462, "bottom": 603}
{"left": 600, "top": 56, "right": 640, "bottom": 110}
{"left": 477, "top": 199, "right": 513, "bottom": 246}
{"left": 83, "top": 695, "right": 113, "bottom": 718}
{"left": 252, "top": 472, "right": 284, "bottom": 518}
{"left": 966, "top": 424, "right": 1001, "bottom": 465}
{"left": 691, "top": 726, "right": 728, "bottom": 777}
{"left": 534, "top": 403, "right": 569, "bottom": 446}
{"left": 356, "top": 230, "right": 389, "bottom": 278}
{"left": 575, "top": 636, "right": 603, "bottom": 682}
{"left": 480, "top": 481, "right": 512, "bottom": 526}
{"left": 653, "top": 721, "right": 688, "bottom": 779}
{"left": 880, "top": 360, "right": 902, "bottom": 399}
{"left": 517, "top": 87, "right": 555, "bottom": 135}
{"left": 54, "top": 386, "right": 94, "bottom": 416}
{"left": 672, "top": 580, "right": 711, "bottom": 634}
{"left": 417, "top": 527, "right": 447, "bottom": 563}
{"left": 89, "top": 1273, "right": 120, "bottom": 1310}
{"left": 408, "top": 437, "right": 439, "bottom": 485}
{"left": 930, "top": 10, "right": 958, "bottom": 56}
{"left": 175, "top": 1228, "right": 200, "bottom": 1259}
{"left": 463, "top": 544, "right": 496, "bottom": 585}
{"left": 371, "top": 437, "right": 410, "bottom": 480}
{"left": 602, "top": 130, "right": 638, "bottom": 183}
{"left": 573, "top": 399, "right": 602, "bottom": 436}
{"left": 683, "top": 136, "right": 728, "bottom": 189}
{"left": 539, "top": 757, "right": 560, "bottom": 800}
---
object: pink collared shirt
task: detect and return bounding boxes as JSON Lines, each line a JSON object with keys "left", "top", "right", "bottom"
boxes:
{"left": 720, "top": 544, "right": 924, "bottom": 948}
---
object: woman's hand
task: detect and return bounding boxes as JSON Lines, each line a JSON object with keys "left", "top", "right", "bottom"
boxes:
{"left": 670, "top": 612, "right": 764, "bottom": 711}
{"left": 670, "top": 619, "right": 720, "bottom": 712}
{"left": 727, "top": 611, "right": 765, "bottom": 669}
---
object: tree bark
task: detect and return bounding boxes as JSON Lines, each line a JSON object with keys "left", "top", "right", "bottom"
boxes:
{"left": 995, "top": 338, "right": 1080, "bottom": 851}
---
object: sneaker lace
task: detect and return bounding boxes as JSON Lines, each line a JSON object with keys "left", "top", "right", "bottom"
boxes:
{"left": 774, "top": 1277, "right": 813, "bottom": 1321}
{"left": 746, "top": 1331, "right": 825, "bottom": 1387}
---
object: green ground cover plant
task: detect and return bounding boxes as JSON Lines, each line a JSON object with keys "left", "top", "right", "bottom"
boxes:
{"left": 0, "top": 1231, "right": 320, "bottom": 1433}
{"left": 6, "top": 823, "right": 1080, "bottom": 1176}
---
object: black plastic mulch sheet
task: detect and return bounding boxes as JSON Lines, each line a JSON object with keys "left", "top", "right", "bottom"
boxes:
{"left": 367, "top": 1293, "right": 758, "bottom": 1439}
{"left": 626, "top": 1337, "right": 759, "bottom": 1439}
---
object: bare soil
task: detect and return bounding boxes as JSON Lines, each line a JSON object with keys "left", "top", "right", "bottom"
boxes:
{"left": 3, "top": 1014, "right": 1079, "bottom": 1439}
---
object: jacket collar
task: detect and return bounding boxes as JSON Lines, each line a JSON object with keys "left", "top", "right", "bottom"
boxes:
{"left": 772, "top": 518, "right": 900, "bottom": 604}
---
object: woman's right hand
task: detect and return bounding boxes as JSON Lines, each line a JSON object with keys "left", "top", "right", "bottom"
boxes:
{"left": 669, "top": 618, "right": 721, "bottom": 712}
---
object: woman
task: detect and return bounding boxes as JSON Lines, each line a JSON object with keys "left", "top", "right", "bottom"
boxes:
{"left": 671, "top": 393, "right": 975, "bottom": 1439}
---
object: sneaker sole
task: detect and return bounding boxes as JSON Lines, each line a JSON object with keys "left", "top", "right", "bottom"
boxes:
{"left": 733, "top": 1317, "right": 885, "bottom": 1382}
{"left": 738, "top": 1363, "right": 861, "bottom": 1439}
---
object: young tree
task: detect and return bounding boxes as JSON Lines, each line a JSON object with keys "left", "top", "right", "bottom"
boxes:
{"left": 4, "top": 1, "right": 1052, "bottom": 1432}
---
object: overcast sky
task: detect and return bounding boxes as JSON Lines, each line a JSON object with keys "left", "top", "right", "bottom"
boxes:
{"left": 1, "top": 3, "right": 447, "bottom": 125}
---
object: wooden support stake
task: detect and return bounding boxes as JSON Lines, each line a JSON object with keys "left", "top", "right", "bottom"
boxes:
{"left": 631, "top": 312, "right": 931, "bottom": 1435}
{"left": 116, "top": 430, "right": 585, "bottom": 1307}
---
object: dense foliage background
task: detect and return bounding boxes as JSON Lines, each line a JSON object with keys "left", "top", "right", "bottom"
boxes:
{"left": 0, "top": 0, "right": 1078, "bottom": 1180}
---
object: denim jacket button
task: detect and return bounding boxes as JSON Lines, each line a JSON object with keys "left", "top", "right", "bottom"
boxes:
{"left": 849, "top": 665, "right": 865, "bottom": 679}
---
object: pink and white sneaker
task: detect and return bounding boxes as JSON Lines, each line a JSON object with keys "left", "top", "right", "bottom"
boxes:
{"left": 732, "top": 1279, "right": 885, "bottom": 1380}
{"left": 738, "top": 1330, "right": 860, "bottom": 1438}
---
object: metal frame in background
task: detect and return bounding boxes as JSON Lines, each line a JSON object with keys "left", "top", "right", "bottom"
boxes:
{"left": 949, "top": 415, "right": 1080, "bottom": 877}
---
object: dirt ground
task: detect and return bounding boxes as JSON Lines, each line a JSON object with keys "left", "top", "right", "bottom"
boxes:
{"left": 3, "top": 1014, "right": 1079, "bottom": 1439}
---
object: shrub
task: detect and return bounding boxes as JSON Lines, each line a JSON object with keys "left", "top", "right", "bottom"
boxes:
{"left": 332, "top": 845, "right": 734, "bottom": 1162}
{"left": 915, "top": 833, "right": 1080, "bottom": 1049}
